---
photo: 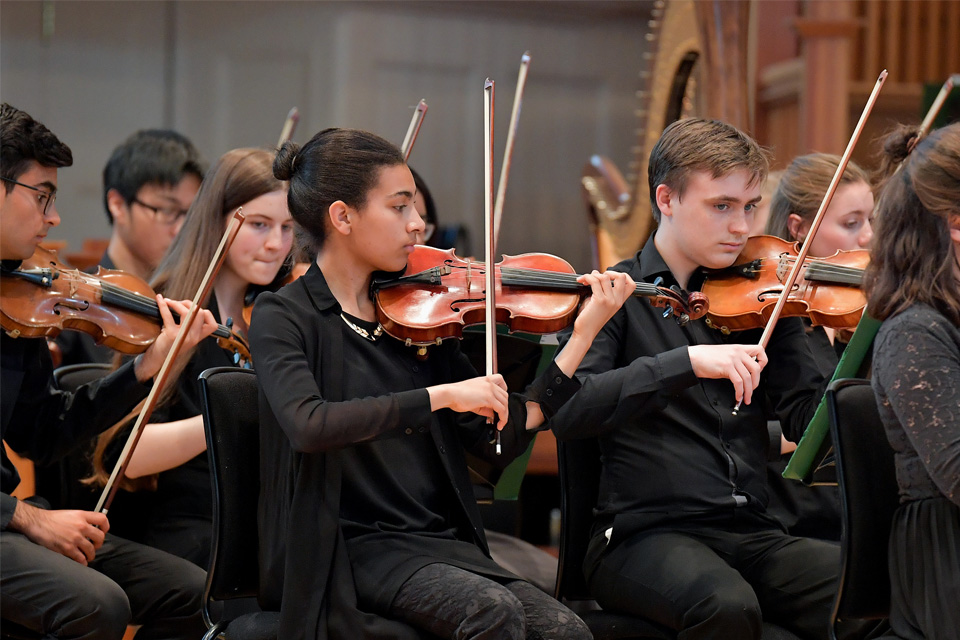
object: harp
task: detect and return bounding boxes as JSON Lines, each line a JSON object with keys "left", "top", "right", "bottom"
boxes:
{"left": 581, "top": 0, "right": 752, "bottom": 270}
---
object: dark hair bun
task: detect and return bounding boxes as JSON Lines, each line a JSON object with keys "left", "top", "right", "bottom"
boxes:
{"left": 882, "top": 125, "right": 919, "bottom": 166}
{"left": 274, "top": 141, "right": 301, "bottom": 181}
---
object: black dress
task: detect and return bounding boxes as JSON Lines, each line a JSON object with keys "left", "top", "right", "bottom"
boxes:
{"left": 872, "top": 304, "right": 960, "bottom": 640}
{"left": 249, "top": 262, "right": 578, "bottom": 640}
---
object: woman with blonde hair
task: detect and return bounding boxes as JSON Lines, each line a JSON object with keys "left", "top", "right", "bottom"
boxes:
{"left": 88, "top": 147, "right": 294, "bottom": 567}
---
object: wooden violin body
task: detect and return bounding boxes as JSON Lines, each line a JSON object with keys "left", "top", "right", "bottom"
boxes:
{"left": 701, "top": 235, "right": 868, "bottom": 333}
{"left": 1, "top": 247, "right": 251, "bottom": 365}
{"left": 373, "top": 245, "right": 708, "bottom": 347}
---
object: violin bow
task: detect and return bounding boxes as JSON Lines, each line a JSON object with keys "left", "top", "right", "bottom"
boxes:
{"left": 906, "top": 74, "right": 958, "bottom": 155}
{"left": 277, "top": 107, "right": 300, "bottom": 148}
{"left": 493, "top": 52, "right": 531, "bottom": 250}
{"left": 483, "top": 78, "right": 501, "bottom": 455}
{"left": 401, "top": 99, "right": 429, "bottom": 161}
{"left": 732, "top": 69, "right": 888, "bottom": 415}
{"left": 96, "top": 210, "right": 246, "bottom": 513}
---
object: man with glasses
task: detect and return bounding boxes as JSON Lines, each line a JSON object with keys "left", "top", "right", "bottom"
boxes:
{"left": 102, "top": 128, "right": 205, "bottom": 281}
{"left": 1, "top": 103, "right": 214, "bottom": 640}
{"left": 56, "top": 129, "right": 205, "bottom": 367}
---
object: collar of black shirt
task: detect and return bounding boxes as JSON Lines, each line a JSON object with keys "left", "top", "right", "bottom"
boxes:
{"left": 637, "top": 233, "right": 708, "bottom": 292}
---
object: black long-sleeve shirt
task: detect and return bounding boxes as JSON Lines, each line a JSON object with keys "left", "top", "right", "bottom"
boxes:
{"left": 1, "top": 258, "right": 151, "bottom": 529}
{"left": 872, "top": 304, "right": 960, "bottom": 507}
{"left": 549, "top": 236, "right": 827, "bottom": 541}
{"left": 249, "top": 261, "right": 578, "bottom": 640}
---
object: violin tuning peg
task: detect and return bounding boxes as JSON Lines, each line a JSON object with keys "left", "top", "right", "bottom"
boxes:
{"left": 678, "top": 313, "right": 690, "bottom": 326}
{"left": 226, "top": 317, "right": 234, "bottom": 329}
{"left": 662, "top": 306, "right": 673, "bottom": 319}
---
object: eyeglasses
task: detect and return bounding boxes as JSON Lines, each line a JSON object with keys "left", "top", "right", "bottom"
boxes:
{"left": 1, "top": 177, "right": 57, "bottom": 216}
{"left": 131, "top": 197, "right": 188, "bottom": 225}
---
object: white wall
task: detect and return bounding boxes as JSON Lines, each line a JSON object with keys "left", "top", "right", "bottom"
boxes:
{"left": 2, "top": 1, "right": 653, "bottom": 272}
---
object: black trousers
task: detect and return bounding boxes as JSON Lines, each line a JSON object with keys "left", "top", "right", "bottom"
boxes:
{"left": 587, "top": 524, "right": 847, "bottom": 640}
{"left": 1, "top": 531, "right": 206, "bottom": 640}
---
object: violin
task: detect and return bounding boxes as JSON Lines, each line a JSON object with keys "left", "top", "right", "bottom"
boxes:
{"left": 700, "top": 235, "right": 867, "bottom": 334}
{"left": 373, "top": 245, "right": 708, "bottom": 348}
{"left": 1, "top": 247, "right": 251, "bottom": 366}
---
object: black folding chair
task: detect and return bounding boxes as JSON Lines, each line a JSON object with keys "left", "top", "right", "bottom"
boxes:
{"left": 827, "top": 378, "right": 898, "bottom": 639}
{"left": 199, "top": 367, "right": 279, "bottom": 640}
{"left": 556, "top": 437, "right": 802, "bottom": 640}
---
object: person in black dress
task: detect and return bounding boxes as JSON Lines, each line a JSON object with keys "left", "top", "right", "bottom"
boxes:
{"left": 87, "top": 147, "right": 294, "bottom": 567}
{"left": 250, "top": 127, "right": 634, "bottom": 639}
{"left": 863, "top": 122, "right": 960, "bottom": 640}
{"left": 547, "top": 118, "right": 866, "bottom": 639}
{"left": 763, "top": 152, "right": 875, "bottom": 540}
{"left": 0, "top": 102, "right": 217, "bottom": 639}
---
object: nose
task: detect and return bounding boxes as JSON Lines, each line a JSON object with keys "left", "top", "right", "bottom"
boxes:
{"left": 858, "top": 219, "right": 873, "bottom": 247}
{"left": 409, "top": 209, "right": 426, "bottom": 236}
{"left": 171, "top": 216, "right": 186, "bottom": 236}
{"left": 264, "top": 225, "right": 284, "bottom": 251}
{"left": 730, "top": 209, "right": 751, "bottom": 236}
{"left": 45, "top": 202, "right": 61, "bottom": 228}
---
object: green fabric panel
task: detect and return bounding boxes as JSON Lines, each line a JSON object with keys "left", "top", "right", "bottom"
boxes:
{"left": 783, "top": 312, "right": 882, "bottom": 482}
{"left": 494, "top": 338, "right": 559, "bottom": 500}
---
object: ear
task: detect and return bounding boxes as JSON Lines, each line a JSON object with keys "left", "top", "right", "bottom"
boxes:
{"left": 106, "top": 189, "right": 128, "bottom": 226}
{"left": 327, "top": 200, "right": 352, "bottom": 236}
{"left": 787, "top": 214, "right": 808, "bottom": 243}
{"left": 950, "top": 224, "right": 960, "bottom": 245}
{"left": 654, "top": 184, "right": 675, "bottom": 220}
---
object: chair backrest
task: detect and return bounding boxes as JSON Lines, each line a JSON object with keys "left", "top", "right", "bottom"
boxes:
{"left": 827, "top": 378, "right": 898, "bottom": 622}
{"left": 52, "top": 362, "right": 115, "bottom": 390}
{"left": 199, "top": 367, "right": 261, "bottom": 606}
{"left": 555, "top": 436, "right": 603, "bottom": 600}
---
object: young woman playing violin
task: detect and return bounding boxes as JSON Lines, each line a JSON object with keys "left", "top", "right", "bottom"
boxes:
{"left": 762, "top": 153, "right": 875, "bottom": 542}
{"left": 250, "top": 128, "right": 633, "bottom": 640}
{"left": 864, "top": 122, "right": 960, "bottom": 640}
{"left": 87, "top": 147, "right": 293, "bottom": 568}
{"left": 1, "top": 103, "right": 217, "bottom": 640}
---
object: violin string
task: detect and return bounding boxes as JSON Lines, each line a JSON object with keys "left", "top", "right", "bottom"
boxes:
{"left": 751, "top": 258, "right": 864, "bottom": 280}
{"left": 498, "top": 267, "right": 662, "bottom": 295}
{"left": 755, "top": 256, "right": 864, "bottom": 275}
{"left": 72, "top": 275, "right": 232, "bottom": 338}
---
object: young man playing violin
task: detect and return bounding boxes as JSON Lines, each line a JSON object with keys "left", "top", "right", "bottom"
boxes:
{"left": 549, "top": 118, "right": 866, "bottom": 640}
{"left": 0, "top": 103, "right": 218, "bottom": 640}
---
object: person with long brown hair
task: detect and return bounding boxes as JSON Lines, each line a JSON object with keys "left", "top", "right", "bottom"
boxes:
{"left": 863, "top": 122, "right": 960, "bottom": 640}
{"left": 763, "top": 153, "right": 875, "bottom": 541}
{"left": 88, "top": 147, "right": 294, "bottom": 567}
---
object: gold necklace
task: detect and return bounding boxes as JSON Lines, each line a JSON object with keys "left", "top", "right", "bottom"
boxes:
{"left": 340, "top": 313, "right": 383, "bottom": 342}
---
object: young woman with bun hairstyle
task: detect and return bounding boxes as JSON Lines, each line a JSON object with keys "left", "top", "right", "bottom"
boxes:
{"left": 864, "top": 122, "right": 960, "bottom": 640}
{"left": 250, "top": 128, "right": 633, "bottom": 639}
{"left": 87, "top": 147, "right": 293, "bottom": 567}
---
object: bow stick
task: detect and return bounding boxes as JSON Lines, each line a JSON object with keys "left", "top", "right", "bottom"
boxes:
{"left": 401, "top": 99, "right": 429, "bottom": 161}
{"left": 907, "top": 74, "right": 959, "bottom": 154}
{"left": 96, "top": 210, "right": 245, "bottom": 513}
{"left": 732, "top": 69, "right": 888, "bottom": 415}
{"left": 277, "top": 107, "right": 300, "bottom": 147}
{"left": 482, "top": 78, "right": 501, "bottom": 454}
{"left": 493, "top": 52, "right": 531, "bottom": 250}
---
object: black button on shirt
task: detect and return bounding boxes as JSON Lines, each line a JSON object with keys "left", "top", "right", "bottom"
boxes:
{"left": 550, "top": 235, "right": 827, "bottom": 537}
